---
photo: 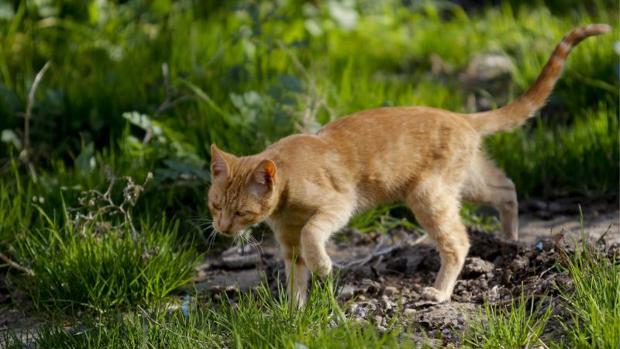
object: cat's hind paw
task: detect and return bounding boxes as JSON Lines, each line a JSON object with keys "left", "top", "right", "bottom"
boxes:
{"left": 421, "top": 287, "right": 450, "bottom": 303}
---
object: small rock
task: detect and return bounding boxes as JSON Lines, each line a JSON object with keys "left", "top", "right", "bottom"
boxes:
{"left": 380, "top": 295, "right": 395, "bottom": 312}
{"left": 350, "top": 302, "right": 376, "bottom": 319}
{"left": 195, "top": 269, "right": 265, "bottom": 292}
{"left": 415, "top": 302, "right": 476, "bottom": 330}
{"left": 339, "top": 284, "right": 356, "bottom": 300}
{"left": 509, "top": 255, "right": 529, "bottom": 272}
{"left": 221, "top": 249, "right": 260, "bottom": 269}
{"left": 194, "top": 260, "right": 212, "bottom": 271}
{"left": 487, "top": 285, "right": 500, "bottom": 303}
{"left": 463, "top": 257, "right": 494, "bottom": 275}
{"left": 193, "top": 270, "right": 207, "bottom": 282}
{"left": 360, "top": 278, "right": 381, "bottom": 294}
{"left": 383, "top": 286, "right": 398, "bottom": 297}
{"left": 403, "top": 308, "right": 416, "bottom": 317}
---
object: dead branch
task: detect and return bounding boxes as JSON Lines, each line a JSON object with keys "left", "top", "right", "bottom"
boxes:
{"left": 276, "top": 41, "right": 336, "bottom": 133}
{"left": 70, "top": 172, "right": 152, "bottom": 243}
{"left": 22, "top": 61, "right": 51, "bottom": 182}
{"left": 153, "top": 62, "right": 193, "bottom": 121}
{"left": 334, "top": 233, "right": 428, "bottom": 271}
{"left": 0, "top": 252, "right": 34, "bottom": 276}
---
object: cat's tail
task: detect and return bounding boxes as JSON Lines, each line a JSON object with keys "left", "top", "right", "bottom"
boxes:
{"left": 467, "top": 24, "right": 611, "bottom": 135}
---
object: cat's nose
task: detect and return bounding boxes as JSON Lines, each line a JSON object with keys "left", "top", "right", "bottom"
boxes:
{"left": 218, "top": 222, "right": 233, "bottom": 235}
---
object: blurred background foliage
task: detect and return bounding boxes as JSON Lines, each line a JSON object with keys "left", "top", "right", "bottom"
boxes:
{"left": 0, "top": 0, "right": 617, "bottom": 223}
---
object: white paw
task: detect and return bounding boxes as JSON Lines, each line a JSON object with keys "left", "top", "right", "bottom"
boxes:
{"left": 289, "top": 292, "right": 307, "bottom": 309}
{"left": 421, "top": 287, "right": 450, "bottom": 303}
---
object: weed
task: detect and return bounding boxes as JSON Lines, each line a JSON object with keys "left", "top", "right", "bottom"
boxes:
{"left": 8, "top": 279, "right": 415, "bottom": 348}
{"left": 464, "top": 294, "right": 552, "bottom": 348}
{"left": 556, "top": 240, "right": 620, "bottom": 348}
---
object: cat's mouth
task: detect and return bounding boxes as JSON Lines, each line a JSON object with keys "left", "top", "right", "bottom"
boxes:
{"left": 215, "top": 229, "right": 237, "bottom": 236}
{"left": 214, "top": 226, "right": 245, "bottom": 237}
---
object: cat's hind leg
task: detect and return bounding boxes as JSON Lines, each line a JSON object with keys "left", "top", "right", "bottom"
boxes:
{"left": 407, "top": 178, "right": 470, "bottom": 302}
{"left": 462, "top": 153, "right": 519, "bottom": 241}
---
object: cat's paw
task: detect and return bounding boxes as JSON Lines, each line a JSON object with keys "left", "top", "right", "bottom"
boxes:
{"left": 421, "top": 287, "right": 450, "bottom": 303}
{"left": 289, "top": 292, "right": 307, "bottom": 309}
{"left": 306, "top": 257, "right": 332, "bottom": 277}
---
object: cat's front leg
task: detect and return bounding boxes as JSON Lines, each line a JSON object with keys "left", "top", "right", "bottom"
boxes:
{"left": 273, "top": 227, "right": 309, "bottom": 308}
{"left": 300, "top": 209, "right": 351, "bottom": 277}
{"left": 284, "top": 253, "right": 309, "bottom": 307}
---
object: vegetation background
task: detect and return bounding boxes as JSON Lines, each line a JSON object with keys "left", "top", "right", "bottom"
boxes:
{"left": 0, "top": 0, "right": 617, "bottom": 348}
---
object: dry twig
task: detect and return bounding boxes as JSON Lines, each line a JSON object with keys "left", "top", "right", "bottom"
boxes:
{"left": 70, "top": 171, "right": 153, "bottom": 243}
{"left": 0, "top": 251, "right": 34, "bottom": 276}
{"left": 276, "top": 41, "right": 336, "bottom": 133}
{"left": 334, "top": 233, "right": 428, "bottom": 271}
{"left": 153, "top": 62, "right": 192, "bottom": 122}
{"left": 21, "top": 61, "right": 51, "bottom": 182}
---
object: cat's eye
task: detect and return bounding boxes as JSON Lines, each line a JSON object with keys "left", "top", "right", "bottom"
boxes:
{"left": 234, "top": 210, "right": 256, "bottom": 217}
{"left": 211, "top": 203, "right": 221, "bottom": 211}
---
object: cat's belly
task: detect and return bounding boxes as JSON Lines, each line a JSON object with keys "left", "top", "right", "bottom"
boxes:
{"left": 353, "top": 182, "right": 409, "bottom": 212}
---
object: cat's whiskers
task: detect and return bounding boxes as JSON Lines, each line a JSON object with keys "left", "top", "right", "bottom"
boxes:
{"left": 188, "top": 216, "right": 220, "bottom": 252}
{"left": 245, "top": 233, "right": 263, "bottom": 257}
{"left": 205, "top": 229, "right": 218, "bottom": 252}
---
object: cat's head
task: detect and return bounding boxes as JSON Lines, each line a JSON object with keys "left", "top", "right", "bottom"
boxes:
{"left": 207, "top": 144, "right": 279, "bottom": 236}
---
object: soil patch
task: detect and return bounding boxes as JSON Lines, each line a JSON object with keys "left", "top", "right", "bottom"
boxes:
{"left": 194, "top": 200, "right": 618, "bottom": 346}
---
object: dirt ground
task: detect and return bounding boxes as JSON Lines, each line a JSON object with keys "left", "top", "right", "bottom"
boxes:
{"left": 193, "top": 196, "right": 619, "bottom": 346}
{"left": 2, "top": 196, "right": 619, "bottom": 346}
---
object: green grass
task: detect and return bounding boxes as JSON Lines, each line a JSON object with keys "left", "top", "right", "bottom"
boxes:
{"left": 0, "top": 161, "right": 33, "bottom": 249}
{"left": 0, "top": 0, "right": 617, "bottom": 199}
{"left": 464, "top": 238, "right": 619, "bottom": 349}
{"left": 464, "top": 295, "right": 552, "bottom": 348}
{"left": 4, "top": 280, "right": 416, "bottom": 349}
{"left": 487, "top": 106, "right": 619, "bottom": 196}
{"left": 557, "top": 241, "right": 620, "bottom": 348}
{"left": 0, "top": 1, "right": 617, "bottom": 347}
{"left": 14, "top": 211, "right": 200, "bottom": 313}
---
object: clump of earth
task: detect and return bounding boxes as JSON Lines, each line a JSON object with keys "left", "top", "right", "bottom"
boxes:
{"left": 194, "top": 197, "right": 619, "bottom": 346}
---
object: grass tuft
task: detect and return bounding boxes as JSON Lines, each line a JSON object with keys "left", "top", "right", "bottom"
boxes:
{"left": 464, "top": 294, "right": 552, "bottom": 348}
{"left": 8, "top": 279, "right": 415, "bottom": 348}
{"left": 557, "top": 241, "right": 620, "bottom": 348}
{"left": 15, "top": 213, "right": 200, "bottom": 313}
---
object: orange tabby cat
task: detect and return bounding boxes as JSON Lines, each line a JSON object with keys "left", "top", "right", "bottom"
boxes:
{"left": 207, "top": 24, "right": 610, "bottom": 306}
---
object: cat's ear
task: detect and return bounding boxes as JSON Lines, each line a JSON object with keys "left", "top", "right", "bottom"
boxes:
{"left": 249, "top": 159, "right": 277, "bottom": 196}
{"left": 210, "top": 144, "right": 231, "bottom": 182}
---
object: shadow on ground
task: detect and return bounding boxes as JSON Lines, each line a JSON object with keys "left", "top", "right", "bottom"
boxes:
{"left": 194, "top": 198, "right": 618, "bottom": 346}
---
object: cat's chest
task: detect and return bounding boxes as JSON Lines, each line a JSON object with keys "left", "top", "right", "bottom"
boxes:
{"left": 266, "top": 203, "right": 315, "bottom": 233}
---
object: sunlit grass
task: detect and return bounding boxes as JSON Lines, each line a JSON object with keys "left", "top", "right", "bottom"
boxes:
{"left": 487, "top": 105, "right": 619, "bottom": 196}
{"left": 15, "top": 211, "right": 200, "bottom": 313}
{"left": 4, "top": 279, "right": 416, "bottom": 349}
{"left": 0, "top": 1, "right": 617, "bottom": 347}
{"left": 0, "top": 0, "right": 616, "bottom": 198}
{"left": 556, "top": 241, "right": 620, "bottom": 348}
{"left": 464, "top": 294, "right": 552, "bottom": 348}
